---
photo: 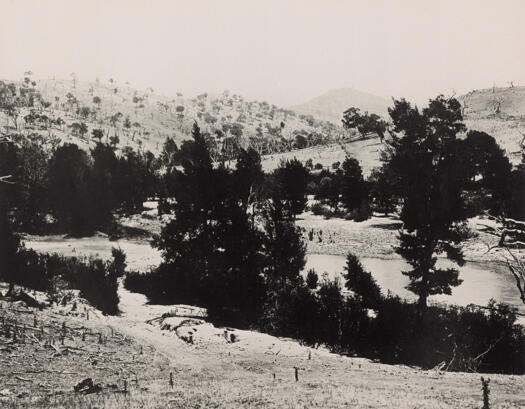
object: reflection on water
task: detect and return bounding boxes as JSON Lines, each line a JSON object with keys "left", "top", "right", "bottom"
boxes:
{"left": 304, "top": 254, "right": 524, "bottom": 314}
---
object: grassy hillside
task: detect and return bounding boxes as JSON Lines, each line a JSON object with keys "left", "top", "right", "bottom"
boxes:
{"left": 0, "top": 76, "right": 345, "bottom": 156}
{"left": 2, "top": 282, "right": 523, "bottom": 409}
{"left": 290, "top": 88, "right": 391, "bottom": 124}
{"left": 459, "top": 85, "right": 525, "bottom": 164}
{"left": 265, "top": 86, "right": 525, "bottom": 174}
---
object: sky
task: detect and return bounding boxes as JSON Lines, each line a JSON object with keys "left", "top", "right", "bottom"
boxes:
{"left": 1, "top": 0, "right": 524, "bottom": 107}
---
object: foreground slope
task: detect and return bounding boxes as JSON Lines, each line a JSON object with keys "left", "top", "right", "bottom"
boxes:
{"left": 1, "top": 282, "right": 523, "bottom": 409}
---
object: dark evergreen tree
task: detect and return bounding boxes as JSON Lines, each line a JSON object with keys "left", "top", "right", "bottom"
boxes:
{"left": 273, "top": 158, "right": 309, "bottom": 219}
{"left": 306, "top": 268, "right": 319, "bottom": 289}
{"left": 343, "top": 253, "right": 381, "bottom": 309}
{"left": 386, "top": 96, "right": 468, "bottom": 307}
{"left": 89, "top": 143, "right": 118, "bottom": 227}
{"left": 340, "top": 156, "right": 368, "bottom": 214}
{"left": 459, "top": 130, "right": 512, "bottom": 215}
{"left": 368, "top": 162, "right": 398, "bottom": 216}
{"left": 48, "top": 144, "right": 93, "bottom": 236}
{"left": 154, "top": 124, "right": 266, "bottom": 324}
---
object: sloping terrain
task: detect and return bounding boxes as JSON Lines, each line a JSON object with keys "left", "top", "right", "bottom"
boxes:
{"left": 290, "top": 88, "right": 391, "bottom": 124}
{"left": 0, "top": 76, "right": 344, "bottom": 155}
{"left": 459, "top": 86, "right": 525, "bottom": 164}
{"left": 2, "top": 282, "right": 524, "bottom": 409}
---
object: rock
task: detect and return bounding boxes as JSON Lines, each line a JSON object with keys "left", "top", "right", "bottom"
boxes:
{"left": 74, "top": 378, "right": 102, "bottom": 394}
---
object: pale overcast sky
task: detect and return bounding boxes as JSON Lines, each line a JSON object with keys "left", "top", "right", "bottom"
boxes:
{"left": 1, "top": 0, "right": 524, "bottom": 106}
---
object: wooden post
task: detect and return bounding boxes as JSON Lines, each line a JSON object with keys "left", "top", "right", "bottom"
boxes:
{"left": 308, "top": 350, "right": 311, "bottom": 360}
{"left": 33, "top": 315, "right": 37, "bottom": 328}
{"left": 481, "top": 377, "right": 490, "bottom": 409}
{"left": 98, "top": 333, "right": 102, "bottom": 344}
{"left": 169, "top": 372, "right": 174, "bottom": 388}
{"left": 294, "top": 367, "right": 299, "bottom": 382}
{"left": 124, "top": 379, "right": 127, "bottom": 392}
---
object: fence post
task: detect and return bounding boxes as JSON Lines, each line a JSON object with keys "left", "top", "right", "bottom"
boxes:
{"left": 481, "top": 377, "right": 490, "bottom": 409}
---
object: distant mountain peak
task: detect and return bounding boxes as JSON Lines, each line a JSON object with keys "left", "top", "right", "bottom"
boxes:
{"left": 290, "top": 88, "right": 391, "bottom": 124}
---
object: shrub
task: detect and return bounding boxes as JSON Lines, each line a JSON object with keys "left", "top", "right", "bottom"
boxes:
{"left": 124, "top": 269, "right": 153, "bottom": 296}
{"left": 310, "top": 202, "right": 335, "bottom": 218}
{"left": 11, "top": 248, "right": 123, "bottom": 315}
{"left": 306, "top": 269, "right": 319, "bottom": 289}
{"left": 348, "top": 201, "right": 372, "bottom": 222}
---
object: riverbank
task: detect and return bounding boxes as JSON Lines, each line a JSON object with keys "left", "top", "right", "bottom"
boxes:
{"left": 297, "top": 212, "right": 520, "bottom": 264}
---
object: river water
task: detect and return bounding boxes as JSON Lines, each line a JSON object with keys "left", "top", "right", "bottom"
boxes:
{"left": 24, "top": 236, "right": 524, "bottom": 315}
{"left": 304, "top": 254, "right": 525, "bottom": 314}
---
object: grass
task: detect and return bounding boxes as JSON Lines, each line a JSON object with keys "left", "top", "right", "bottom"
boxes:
{"left": 1, "top": 288, "right": 524, "bottom": 409}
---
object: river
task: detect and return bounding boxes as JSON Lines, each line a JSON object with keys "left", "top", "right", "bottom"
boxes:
{"left": 304, "top": 254, "right": 525, "bottom": 315}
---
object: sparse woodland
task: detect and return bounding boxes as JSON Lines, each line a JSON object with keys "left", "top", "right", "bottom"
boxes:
{"left": 1, "top": 75, "right": 525, "bottom": 409}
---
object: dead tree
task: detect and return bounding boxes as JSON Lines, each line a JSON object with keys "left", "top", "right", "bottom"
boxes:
{"left": 480, "top": 213, "right": 525, "bottom": 305}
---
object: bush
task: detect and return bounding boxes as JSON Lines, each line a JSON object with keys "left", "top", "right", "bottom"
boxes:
{"left": 310, "top": 202, "right": 336, "bottom": 218}
{"left": 11, "top": 248, "right": 123, "bottom": 315}
{"left": 370, "top": 297, "right": 525, "bottom": 373}
{"left": 347, "top": 201, "right": 372, "bottom": 222}
{"left": 124, "top": 269, "right": 152, "bottom": 296}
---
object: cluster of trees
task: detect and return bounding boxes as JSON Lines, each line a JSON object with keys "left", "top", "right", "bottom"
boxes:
{"left": 134, "top": 125, "right": 312, "bottom": 325}
{"left": 342, "top": 107, "right": 388, "bottom": 141}
{"left": 0, "top": 135, "right": 159, "bottom": 236}
{"left": 308, "top": 157, "right": 371, "bottom": 220}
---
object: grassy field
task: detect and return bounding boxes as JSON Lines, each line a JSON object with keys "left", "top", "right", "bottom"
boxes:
{"left": 1, "top": 278, "right": 524, "bottom": 409}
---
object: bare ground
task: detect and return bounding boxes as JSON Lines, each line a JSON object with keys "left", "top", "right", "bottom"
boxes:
{"left": 1, "top": 283, "right": 524, "bottom": 409}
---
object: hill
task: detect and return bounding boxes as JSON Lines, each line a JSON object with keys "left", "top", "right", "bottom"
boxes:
{"left": 290, "top": 88, "right": 391, "bottom": 125}
{"left": 459, "top": 85, "right": 525, "bottom": 163}
{"left": 0, "top": 76, "right": 345, "bottom": 157}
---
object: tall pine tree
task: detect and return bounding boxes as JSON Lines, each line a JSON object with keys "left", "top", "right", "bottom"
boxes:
{"left": 386, "top": 96, "right": 467, "bottom": 307}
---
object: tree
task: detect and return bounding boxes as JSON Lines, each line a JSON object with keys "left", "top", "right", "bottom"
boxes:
{"left": 89, "top": 143, "right": 118, "bottom": 227}
{"left": 459, "top": 130, "right": 512, "bottom": 215}
{"left": 234, "top": 148, "right": 264, "bottom": 227}
{"left": 260, "top": 193, "right": 308, "bottom": 332}
{"left": 342, "top": 107, "right": 387, "bottom": 141}
{"left": 154, "top": 124, "right": 266, "bottom": 324}
{"left": 92, "top": 129, "right": 104, "bottom": 143}
{"left": 0, "top": 136, "right": 20, "bottom": 295}
{"left": 48, "top": 144, "right": 93, "bottom": 236}
{"left": 386, "top": 96, "right": 467, "bottom": 308}
{"left": 273, "top": 158, "right": 309, "bottom": 219}
{"left": 343, "top": 253, "right": 381, "bottom": 309}
{"left": 368, "top": 162, "right": 398, "bottom": 215}
{"left": 340, "top": 156, "right": 368, "bottom": 214}
{"left": 159, "top": 137, "right": 180, "bottom": 169}
{"left": 12, "top": 138, "right": 50, "bottom": 231}
{"left": 306, "top": 268, "right": 319, "bottom": 289}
